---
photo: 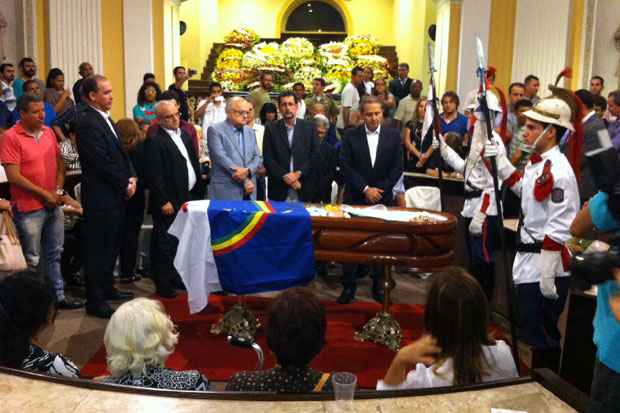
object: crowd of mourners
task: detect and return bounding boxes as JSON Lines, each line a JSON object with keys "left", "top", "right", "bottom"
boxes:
{"left": 0, "top": 55, "right": 619, "bottom": 412}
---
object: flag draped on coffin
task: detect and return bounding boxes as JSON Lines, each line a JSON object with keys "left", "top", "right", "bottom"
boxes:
{"left": 207, "top": 200, "right": 315, "bottom": 294}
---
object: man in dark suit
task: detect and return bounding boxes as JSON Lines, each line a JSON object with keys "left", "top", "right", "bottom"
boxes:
{"left": 263, "top": 91, "right": 319, "bottom": 202}
{"left": 145, "top": 99, "right": 204, "bottom": 298}
{"left": 75, "top": 75, "right": 136, "bottom": 318}
{"left": 388, "top": 63, "right": 413, "bottom": 103}
{"left": 573, "top": 89, "right": 613, "bottom": 202}
{"left": 338, "top": 95, "right": 403, "bottom": 304}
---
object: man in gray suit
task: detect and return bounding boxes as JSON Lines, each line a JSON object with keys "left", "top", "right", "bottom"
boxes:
{"left": 207, "top": 97, "right": 261, "bottom": 200}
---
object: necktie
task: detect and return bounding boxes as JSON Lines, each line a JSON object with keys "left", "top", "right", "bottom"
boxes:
{"left": 237, "top": 129, "right": 245, "bottom": 163}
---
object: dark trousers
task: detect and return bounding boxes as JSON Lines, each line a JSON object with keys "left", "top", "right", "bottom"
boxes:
{"left": 590, "top": 359, "right": 620, "bottom": 413}
{"left": 463, "top": 215, "right": 498, "bottom": 301}
{"left": 82, "top": 208, "right": 125, "bottom": 308}
{"left": 516, "top": 276, "right": 570, "bottom": 351}
{"left": 150, "top": 210, "right": 180, "bottom": 292}
{"left": 342, "top": 264, "right": 384, "bottom": 292}
{"left": 256, "top": 176, "right": 266, "bottom": 201}
{"left": 119, "top": 206, "right": 144, "bottom": 278}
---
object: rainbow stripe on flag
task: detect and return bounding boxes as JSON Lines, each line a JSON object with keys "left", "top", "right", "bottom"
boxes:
{"left": 207, "top": 200, "right": 315, "bottom": 294}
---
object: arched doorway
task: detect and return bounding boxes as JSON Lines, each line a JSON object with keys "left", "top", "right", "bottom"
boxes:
{"left": 280, "top": 0, "right": 349, "bottom": 44}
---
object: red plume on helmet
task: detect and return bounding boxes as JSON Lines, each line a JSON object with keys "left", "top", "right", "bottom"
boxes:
{"left": 554, "top": 67, "right": 572, "bottom": 87}
{"left": 494, "top": 86, "right": 509, "bottom": 144}
{"left": 548, "top": 66, "right": 583, "bottom": 181}
{"left": 486, "top": 66, "right": 496, "bottom": 90}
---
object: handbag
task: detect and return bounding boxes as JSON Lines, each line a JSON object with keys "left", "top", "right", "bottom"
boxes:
{"left": 0, "top": 211, "right": 28, "bottom": 272}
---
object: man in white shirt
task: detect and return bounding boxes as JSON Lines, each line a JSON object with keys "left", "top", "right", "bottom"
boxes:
{"left": 201, "top": 82, "right": 227, "bottom": 158}
{"left": 393, "top": 80, "right": 422, "bottom": 130}
{"left": 144, "top": 100, "right": 204, "bottom": 298}
{"left": 338, "top": 96, "right": 403, "bottom": 304}
{"left": 0, "top": 63, "right": 17, "bottom": 111}
{"left": 293, "top": 82, "right": 307, "bottom": 119}
{"left": 336, "top": 66, "right": 364, "bottom": 134}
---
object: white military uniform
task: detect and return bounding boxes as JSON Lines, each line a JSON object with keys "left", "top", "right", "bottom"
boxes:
{"left": 441, "top": 119, "right": 505, "bottom": 218}
{"left": 505, "top": 146, "right": 580, "bottom": 285}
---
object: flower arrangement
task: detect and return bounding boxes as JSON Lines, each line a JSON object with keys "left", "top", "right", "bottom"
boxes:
{"left": 281, "top": 37, "right": 315, "bottom": 60}
{"left": 242, "top": 42, "right": 286, "bottom": 70}
{"left": 224, "top": 27, "right": 259, "bottom": 49}
{"left": 344, "top": 35, "right": 379, "bottom": 58}
{"left": 215, "top": 48, "right": 244, "bottom": 71}
{"left": 355, "top": 54, "right": 389, "bottom": 79}
{"left": 213, "top": 29, "right": 389, "bottom": 92}
{"left": 293, "top": 66, "right": 324, "bottom": 90}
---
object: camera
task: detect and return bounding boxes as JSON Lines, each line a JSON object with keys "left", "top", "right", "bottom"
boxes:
{"left": 570, "top": 241, "right": 619, "bottom": 290}
{"left": 188, "top": 68, "right": 198, "bottom": 78}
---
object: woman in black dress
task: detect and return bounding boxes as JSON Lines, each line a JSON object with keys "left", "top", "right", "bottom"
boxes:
{"left": 116, "top": 119, "right": 147, "bottom": 283}
{"left": 402, "top": 97, "right": 435, "bottom": 173}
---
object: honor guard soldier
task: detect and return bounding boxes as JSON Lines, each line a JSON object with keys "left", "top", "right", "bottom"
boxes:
{"left": 487, "top": 86, "right": 582, "bottom": 372}
{"left": 436, "top": 91, "right": 506, "bottom": 300}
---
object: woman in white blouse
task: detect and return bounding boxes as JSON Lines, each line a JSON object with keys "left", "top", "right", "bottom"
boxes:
{"left": 377, "top": 267, "right": 518, "bottom": 390}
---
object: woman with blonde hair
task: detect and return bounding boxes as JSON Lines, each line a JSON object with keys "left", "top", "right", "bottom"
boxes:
{"left": 113, "top": 119, "right": 147, "bottom": 283}
{"left": 103, "top": 298, "right": 208, "bottom": 390}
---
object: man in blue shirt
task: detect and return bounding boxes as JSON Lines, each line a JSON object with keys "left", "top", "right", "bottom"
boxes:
{"left": 439, "top": 91, "right": 468, "bottom": 139}
{"left": 571, "top": 191, "right": 620, "bottom": 412}
{"left": 11, "top": 79, "right": 56, "bottom": 127}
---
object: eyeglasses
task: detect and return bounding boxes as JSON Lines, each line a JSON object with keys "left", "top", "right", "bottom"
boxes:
{"left": 231, "top": 110, "right": 250, "bottom": 117}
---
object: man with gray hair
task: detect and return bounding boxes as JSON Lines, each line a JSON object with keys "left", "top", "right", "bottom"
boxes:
{"left": 207, "top": 96, "right": 261, "bottom": 200}
{"left": 144, "top": 99, "right": 203, "bottom": 298}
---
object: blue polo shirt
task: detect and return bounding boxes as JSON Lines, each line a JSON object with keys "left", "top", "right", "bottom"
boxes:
{"left": 440, "top": 113, "right": 468, "bottom": 138}
{"left": 11, "top": 102, "right": 57, "bottom": 127}
{"left": 588, "top": 191, "right": 620, "bottom": 374}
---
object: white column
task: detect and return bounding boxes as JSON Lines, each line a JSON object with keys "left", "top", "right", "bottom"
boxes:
{"left": 511, "top": 0, "right": 571, "bottom": 89}
{"left": 48, "top": 0, "right": 103, "bottom": 92}
{"left": 123, "top": 0, "right": 154, "bottom": 116}
{"left": 456, "top": 0, "right": 491, "bottom": 101}
{"left": 591, "top": 0, "right": 620, "bottom": 90}
{"left": 163, "top": 0, "right": 182, "bottom": 88}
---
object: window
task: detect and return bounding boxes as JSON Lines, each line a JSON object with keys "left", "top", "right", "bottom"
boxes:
{"left": 285, "top": 1, "right": 345, "bottom": 33}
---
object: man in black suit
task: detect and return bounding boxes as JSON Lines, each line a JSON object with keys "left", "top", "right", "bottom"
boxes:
{"left": 145, "top": 100, "right": 204, "bottom": 298}
{"left": 573, "top": 89, "right": 613, "bottom": 202}
{"left": 263, "top": 91, "right": 319, "bottom": 202}
{"left": 338, "top": 95, "right": 403, "bottom": 304}
{"left": 389, "top": 63, "right": 413, "bottom": 103}
{"left": 75, "top": 75, "right": 136, "bottom": 318}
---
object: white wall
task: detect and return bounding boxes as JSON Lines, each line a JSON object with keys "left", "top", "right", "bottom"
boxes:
{"left": 123, "top": 0, "right": 154, "bottom": 116}
{"left": 457, "top": 0, "right": 491, "bottom": 103}
{"left": 511, "top": 0, "right": 571, "bottom": 91}
{"left": 591, "top": 0, "right": 620, "bottom": 91}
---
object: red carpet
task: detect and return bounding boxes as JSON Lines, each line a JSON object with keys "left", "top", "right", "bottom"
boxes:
{"left": 80, "top": 294, "right": 503, "bottom": 389}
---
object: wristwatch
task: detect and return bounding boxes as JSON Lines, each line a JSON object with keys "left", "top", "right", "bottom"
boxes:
{"left": 56, "top": 189, "right": 66, "bottom": 196}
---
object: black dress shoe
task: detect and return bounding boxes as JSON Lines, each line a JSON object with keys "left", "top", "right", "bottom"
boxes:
{"left": 337, "top": 287, "right": 356, "bottom": 304}
{"left": 104, "top": 289, "right": 135, "bottom": 301}
{"left": 157, "top": 288, "right": 177, "bottom": 299}
{"left": 57, "top": 298, "right": 85, "bottom": 310}
{"left": 119, "top": 274, "right": 142, "bottom": 283}
{"left": 372, "top": 288, "right": 385, "bottom": 304}
{"left": 86, "top": 303, "right": 115, "bottom": 319}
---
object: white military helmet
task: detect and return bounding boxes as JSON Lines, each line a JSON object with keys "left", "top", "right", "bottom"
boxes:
{"left": 467, "top": 90, "right": 501, "bottom": 113}
{"left": 524, "top": 97, "right": 575, "bottom": 132}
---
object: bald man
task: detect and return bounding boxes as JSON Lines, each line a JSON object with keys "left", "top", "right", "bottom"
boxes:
{"left": 207, "top": 97, "right": 261, "bottom": 200}
{"left": 144, "top": 99, "right": 204, "bottom": 298}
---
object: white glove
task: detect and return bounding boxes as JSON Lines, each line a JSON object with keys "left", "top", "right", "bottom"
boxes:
{"left": 536, "top": 249, "right": 562, "bottom": 300}
{"left": 468, "top": 210, "right": 486, "bottom": 236}
{"left": 432, "top": 135, "right": 450, "bottom": 160}
{"left": 485, "top": 140, "right": 515, "bottom": 180}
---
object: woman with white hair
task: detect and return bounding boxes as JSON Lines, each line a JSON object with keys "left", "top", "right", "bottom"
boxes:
{"left": 102, "top": 298, "right": 208, "bottom": 391}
